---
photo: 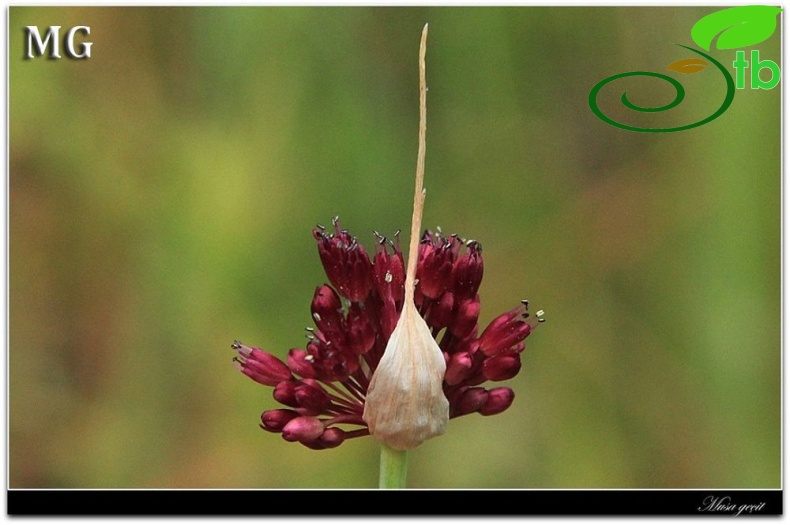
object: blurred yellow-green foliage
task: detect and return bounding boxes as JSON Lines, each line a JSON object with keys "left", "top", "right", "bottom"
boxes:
{"left": 9, "top": 6, "right": 780, "bottom": 488}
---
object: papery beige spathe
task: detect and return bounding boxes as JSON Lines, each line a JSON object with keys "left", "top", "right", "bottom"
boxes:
{"left": 362, "top": 24, "right": 449, "bottom": 451}
{"left": 362, "top": 299, "right": 449, "bottom": 450}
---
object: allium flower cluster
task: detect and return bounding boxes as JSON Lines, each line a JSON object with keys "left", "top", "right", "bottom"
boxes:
{"left": 232, "top": 217, "right": 542, "bottom": 450}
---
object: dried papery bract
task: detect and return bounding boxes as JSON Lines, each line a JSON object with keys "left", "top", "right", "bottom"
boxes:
{"left": 363, "top": 24, "right": 450, "bottom": 450}
{"left": 363, "top": 298, "right": 449, "bottom": 449}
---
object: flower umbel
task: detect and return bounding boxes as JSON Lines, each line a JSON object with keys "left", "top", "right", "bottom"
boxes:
{"left": 232, "top": 25, "right": 543, "bottom": 456}
{"left": 232, "top": 219, "right": 543, "bottom": 450}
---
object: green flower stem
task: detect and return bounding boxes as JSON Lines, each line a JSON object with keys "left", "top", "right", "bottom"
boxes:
{"left": 378, "top": 444, "right": 408, "bottom": 488}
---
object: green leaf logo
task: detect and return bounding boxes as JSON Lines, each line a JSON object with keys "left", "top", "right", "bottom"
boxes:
{"left": 691, "top": 5, "right": 782, "bottom": 51}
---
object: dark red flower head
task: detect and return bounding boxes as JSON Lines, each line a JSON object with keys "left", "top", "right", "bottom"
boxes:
{"left": 232, "top": 218, "right": 543, "bottom": 449}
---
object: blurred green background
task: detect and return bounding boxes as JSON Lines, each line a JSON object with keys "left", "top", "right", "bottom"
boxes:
{"left": 9, "top": 6, "right": 780, "bottom": 488}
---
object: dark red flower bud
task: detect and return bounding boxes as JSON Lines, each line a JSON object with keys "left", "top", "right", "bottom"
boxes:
{"left": 300, "top": 427, "right": 348, "bottom": 450}
{"left": 371, "top": 238, "right": 406, "bottom": 339}
{"left": 425, "top": 291, "right": 454, "bottom": 330}
{"left": 311, "top": 285, "right": 344, "bottom": 337}
{"left": 445, "top": 351, "right": 473, "bottom": 385}
{"left": 449, "top": 296, "right": 480, "bottom": 338}
{"left": 306, "top": 334, "right": 359, "bottom": 382}
{"left": 232, "top": 342, "right": 293, "bottom": 386}
{"left": 479, "top": 387, "right": 515, "bottom": 416}
{"left": 313, "top": 219, "right": 373, "bottom": 302}
{"left": 260, "top": 409, "right": 299, "bottom": 432}
{"left": 287, "top": 348, "right": 316, "bottom": 379}
{"left": 377, "top": 296, "right": 399, "bottom": 340}
{"left": 344, "top": 302, "right": 376, "bottom": 355}
{"left": 294, "top": 379, "right": 332, "bottom": 413}
{"left": 413, "top": 280, "right": 426, "bottom": 310}
{"left": 448, "top": 332, "right": 480, "bottom": 356}
{"left": 318, "top": 427, "right": 346, "bottom": 449}
{"left": 416, "top": 241, "right": 454, "bottom": 299}
{"left": 273, "top": 379, "right": 300, "bottom": 407}
{"left": 372, "top": 238, "right": 405, "bottom": 305}
{"left": 451, "top": 241, "right": 483, "bottom": 298}
{"left": 275, "top": 378, "right": 333, "bottom": 415}
{"left": 478, "top": 307, "right": 531, "bottom": 357}
{"left": 482, "top": 352, "right": 522, "bottom": 381}
{"left": 450, "top": 386, "right": 489, "bottom": 417}
{"left": 281, "top": 416, "right": 325, "bottom": 442}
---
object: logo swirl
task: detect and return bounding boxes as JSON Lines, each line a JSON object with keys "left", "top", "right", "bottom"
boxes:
{"left": 588, "top": 45, "right": 735, "bottom": 133}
